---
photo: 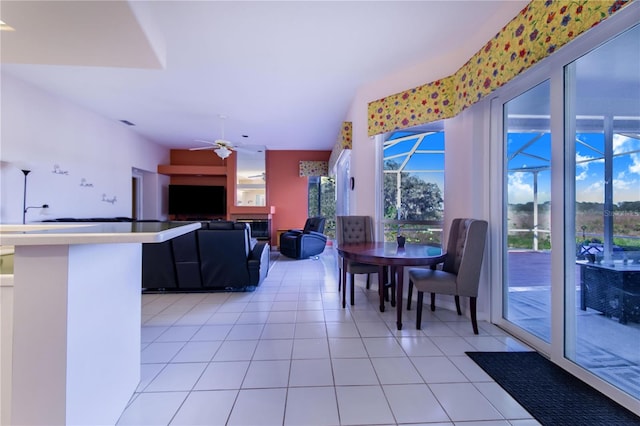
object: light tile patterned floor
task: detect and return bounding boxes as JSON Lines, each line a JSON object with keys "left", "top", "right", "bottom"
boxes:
{"left": 118, "top": 248, "right": 538, "bottom": 426}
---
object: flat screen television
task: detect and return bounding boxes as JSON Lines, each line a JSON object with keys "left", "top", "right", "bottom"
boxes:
{"left": 168, "top": 185, "right": 226, "bottom": 216}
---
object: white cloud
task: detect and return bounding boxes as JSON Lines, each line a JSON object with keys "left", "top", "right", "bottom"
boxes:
{"left": 629, "top": 153, "right": 640, "bottom": 175}
{"left": 613, "top": 179, "right": 632, "bottom": 190}
{"left": 508, "top": 172, "right": 533, "bottom": 204}
{"left": 576, "top": 168, "right": 589, "bottom": 181}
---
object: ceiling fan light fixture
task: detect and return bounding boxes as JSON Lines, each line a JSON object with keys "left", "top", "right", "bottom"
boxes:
{"left": 214, "top": 146, "right": 232, "bottom": 159}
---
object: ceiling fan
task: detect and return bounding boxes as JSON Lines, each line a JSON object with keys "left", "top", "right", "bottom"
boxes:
{"left": 248, "top": 172, "right": 266, "bottom": 181}
{"left": 189, "top": 115, "right": 247, "bottom": 159}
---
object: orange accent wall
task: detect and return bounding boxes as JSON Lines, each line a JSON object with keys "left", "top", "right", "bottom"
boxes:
{"left": 266, "top": 150, "right": 330, "bottom": 245}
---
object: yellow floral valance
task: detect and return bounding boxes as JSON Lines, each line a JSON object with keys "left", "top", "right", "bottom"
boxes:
{"left": 368, "top": 0, "right": 633, "bottom": 136}
{"left": 328, "top": 121, "right": 352, "bottom": 173}
{"left": 299, "top": 160, "right": 329, "bottom": 177}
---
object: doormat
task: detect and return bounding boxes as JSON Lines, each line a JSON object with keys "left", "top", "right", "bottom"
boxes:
{"left": 466, "top": 351, "right": 640, "bottom": 425}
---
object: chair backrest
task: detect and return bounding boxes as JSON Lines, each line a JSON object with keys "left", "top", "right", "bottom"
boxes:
{"left": 442, "top": 218, "right": 488, "bottom": 297}
{"left": 303, "top": 217, "right": 326, "bottom": 233}
{"left": 336, "top": 216, "right": 374, "bottom": 245}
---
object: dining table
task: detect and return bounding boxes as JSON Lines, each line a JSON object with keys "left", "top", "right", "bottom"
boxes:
{"left": 336, "top": 242, "right": 446, "bottom": 330}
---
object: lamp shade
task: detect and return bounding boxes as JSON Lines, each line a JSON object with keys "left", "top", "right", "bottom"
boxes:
{"left": 215, "top": 146, "right": 232, "bottom": 159}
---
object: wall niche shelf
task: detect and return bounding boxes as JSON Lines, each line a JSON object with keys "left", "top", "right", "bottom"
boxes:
{"left": 157, "top": 164, "right": 227, "bottom": 176}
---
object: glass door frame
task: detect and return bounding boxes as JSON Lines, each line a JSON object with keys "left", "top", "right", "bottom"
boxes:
{"left": 488, "top": 3, "right": 640, "bottom": 412}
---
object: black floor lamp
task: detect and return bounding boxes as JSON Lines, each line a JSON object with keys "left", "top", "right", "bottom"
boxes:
{"left": 22, "top": 169, "right": 49, "bottom": 224}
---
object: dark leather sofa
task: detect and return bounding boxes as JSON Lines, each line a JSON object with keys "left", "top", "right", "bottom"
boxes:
{"left": 142, "top": 221, "right": 270, "bottom": 292}
{"left": 44, "top": 217, "right": 270, "bottom": 292}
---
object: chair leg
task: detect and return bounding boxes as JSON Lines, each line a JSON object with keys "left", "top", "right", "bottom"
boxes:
{"left": 470, "top": 297, "right": 479, "bottom": 335}
{"left": 366, "top": 273, "right": 370, "bottom": 289}
{"left": 350, "top": 273, "right": 355, "bottom": 306}
{"left": 416, "top": 291, "right": 424, "bottom": 329}
{"left": 407, "top": 280, "right": 413, "bottom": 310}
{"left": 455, "top": 295, "right": 462, "bottom": 315}
{"left": 430, "top": 293, "right": 436, "bottom": 311}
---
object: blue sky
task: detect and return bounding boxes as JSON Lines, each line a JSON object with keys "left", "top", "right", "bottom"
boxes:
{"left": 384, "top": 130, "right": 639, "bottom": 205}
{"left": 508, "top": 132, "right": 640, "bottom": 204}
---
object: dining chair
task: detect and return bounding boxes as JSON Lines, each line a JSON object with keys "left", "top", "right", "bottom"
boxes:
{"left": 335, "top": 215, "right": 383, "bottom": 307}
{"left": 407, "top": 218, "right": 488, "bottom": 334}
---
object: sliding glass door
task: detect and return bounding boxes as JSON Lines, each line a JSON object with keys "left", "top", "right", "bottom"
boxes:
{"left": 564, "top": 24, "right": 640, "bottom": 400}
{"left": 502, "top": 81, "right": 552, "bottom": 343}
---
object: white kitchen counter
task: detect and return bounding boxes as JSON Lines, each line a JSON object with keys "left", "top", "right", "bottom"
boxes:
{"left": 0, "top": 221, "right": 200, "bottom": 426}
{"left": 0, "top": 221, "right": 200, "bottom": 245}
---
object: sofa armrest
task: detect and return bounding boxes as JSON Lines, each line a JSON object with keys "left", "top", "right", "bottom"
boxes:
{"left": 305, "top": 230, "right": 326, "bottom": 238}
{"left": 248, "top": 242, "right": 270, "bottom": 286}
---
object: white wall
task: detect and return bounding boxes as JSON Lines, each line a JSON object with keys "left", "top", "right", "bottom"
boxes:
{"left": 0, "top": 73, "right": 169, "bottom": 223}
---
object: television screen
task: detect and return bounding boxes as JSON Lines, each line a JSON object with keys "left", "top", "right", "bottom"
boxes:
{"left": 168, "top": 185, "right": 226, "bottom": 216}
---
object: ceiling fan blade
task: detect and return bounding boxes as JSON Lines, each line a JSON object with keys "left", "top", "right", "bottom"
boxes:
{"left": 189, "top": 146, "right": 215, "bottom": 151}
{"left": 194, "top": 139, "right": 217, "bottom": 145}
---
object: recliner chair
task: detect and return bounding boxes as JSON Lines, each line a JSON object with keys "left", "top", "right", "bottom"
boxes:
{"left": 279, "top": 217, "right": 327, "bottom": 259}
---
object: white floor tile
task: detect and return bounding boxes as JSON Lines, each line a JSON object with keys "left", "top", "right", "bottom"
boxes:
{"left": 171, "top": 341, "right": 222, "bottom": 363}
{"left": 191, "top": 324, "right": 232, "bottom": 341}
{"left": 371, "top": 357, "right": 423, "bottom": 384}
{"left": 170, "top": 390, "right": 237, "bottom": 425}
{"left": 194, "top": 361, "right": 249, "bottom": 390}
{"left": 227, "top": 323, "right": 265, "bottom": 340}
{"left": 205, "top": 311, "right": 242, "bottom": 324}
{"left": 242, "top": 360, "right": 290, "bottom": 388}
{"left": 227, "top": 388, "right": 287, "bottom": 425}
{"left": 141, "top": 342, "right": 185, "bottom": 364}
{"left": 253, "top": 339, "right": 294, "bottom": 360}
{"left": 363, "top": 337, "right": 406, "bottom": 357}
{"left": 335, "top": 385, "right": 395, "bottom": 425}
{"left": 429, "top": 383, "right": 504, "bottom": 422}
{"left": 474, "top": 382, "right": 534, "bottom": 420}
{"left": 356, "top": 321, "right": 394, "bottom": 338}
{"left": 328, "top": 338, "right": 368, "bottom": 358}
{"left": 449, "top": 355, "right": 493, "bottom": 382}
{"left": 141, "top": 326, "right": 168, "bottom": 343}
{"left": 213, "top": 340, "right": 258, "bottom": 361}
{"left": 289, "top": 359, "right": 333, "bottom": 386}
{"left": 261, "top": 323, "right": 296, "bottom": 339}
{"left": 382, "top": 383, "right": 450, "bottom": 424}
{"left": 430, "top": 336, "right": 478, "bottom": 355}
{"left": 397, "top": 336, "right": 444, "bottom": 356}
{"left": 236, "top": 311, "right": 270, "bottom": 324}
{"left": 326, "top": 321, "right": 360, "bottom": 338}
{"left": 284, "top": 387, "right": 340, "bottom": 426}
{"left": 145, "top": 362, "right": 207, "bottom": 392}
{"left": 136, "top": 364, "right": 166, "bottom": 392}
{"left": 292, "top": 338, "right": 330, "bottom": 359}
{"left": 155, "top": 325, "right": 200, "bottom": 342}
{"left": 267, "top": 310, "right": 297, "bottom": 323}
{"left": 294, "top": 322, "right": 327, "bottom": 338}
{"left": 332, "top": 358, "right": 379, "bottom": 386}
{"left": 117, "top": 391, "right": 187, "bottom": 425}
{"left": 411, "top": 356, "right": 469, "bottom": 383}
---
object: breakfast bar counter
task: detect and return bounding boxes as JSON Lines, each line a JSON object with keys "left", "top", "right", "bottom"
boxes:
{"left": 0, "top": 221, "right": 200, "bottom": 426}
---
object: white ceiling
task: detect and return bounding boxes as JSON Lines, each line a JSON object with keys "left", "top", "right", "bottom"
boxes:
{"left": 0, "top": 0, "right": 529, "bottom": 152}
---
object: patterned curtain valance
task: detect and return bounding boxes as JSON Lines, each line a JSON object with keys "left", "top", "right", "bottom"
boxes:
{"left": 299, "top": 160, "right": 329, "bottom": 177}
{"left": 368, "top": 0, "right": 633, "bottom": 136}
{"left": 328, "top": 121, "right": 352, "bottom": 173}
